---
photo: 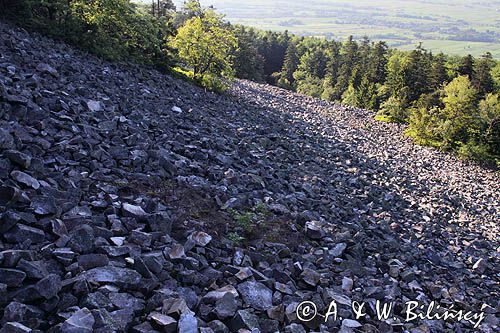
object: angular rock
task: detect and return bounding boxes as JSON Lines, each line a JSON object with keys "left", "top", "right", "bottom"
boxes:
{"left": 68, "top": 224, "right": 95, "bottom": 253}
{"left": 229, "top": 310, "right": 260, "bottom": 331}
{"left": 83, "top": 266, "right": 142, "bottom": 287}
{"left": 188, "top": 231, "right": 212, "bottom": 247}
{"left": 304, "top": 221, "right": 325, "bottom": 240}
{"left": 122, "top": 203, "right": 148, "bottom": 219}
{"left": 0, "top": 211, "right": 21, "bottom": 233}
{"left": 237, "top": 280, "right": 273, "bottom": 311}
{"left": 330, "top": 243, "right": 347, "bottom": 257}
{"left": 167, "top": 244, "right": 185, "bottom": 260}
{"left": 78, "top": 254, "right": 109, "bottom": 270}
{"left": 178, "top": 312, "right": 198, "bottom": 333}
{"left": 149, "top": 313, "right": 176, "bottom": 332}
{"left": 86, "top": 100, "right": 101, "bottom": 112}
{"left": 0, "top": 322, "right": 32, "bottom": 333}
{"left": 10, "top": 171, "right": 40, "bottom": 190}
{"left": 202, "top": 285, "right": 239, "bottom": 304}
{"left": 0, "top": 128, "right": 15, "bottom": 149}
{"left": 171, "top": 106, "right": 182, "bottom": 113}
{"left": 215, "top": 292, "right": 238, "bottom": 320}
{"left": 109, "top": 292, "right": 145, "bottom": 312}
{"left": 36, "top": 63, "right": 58, "bottom": 76}
{"left": 0, "top": 186, "right": 20, "bottom": 207}
{"left": 130, "top": 230, "right": 152, "bottom": 247}
{"left": 35, "top": 274, "right": 62, "bottom": 299}
{"left": 61, "top": 308, "right": 95, "bottom": 333}
{"left": 3, "top": 224, "right": 45, "bottom": 244}
{"left": 0, "top": 268, "right": 26, "bottom": 287}
{"left": 4, "top": 150, "right": 31, "bottom": 169}
{"left": 1, "top": 302, "right": 44, "bottom": 326}
{"left": 300, "top": 268, "right": 320, "bottom": 287}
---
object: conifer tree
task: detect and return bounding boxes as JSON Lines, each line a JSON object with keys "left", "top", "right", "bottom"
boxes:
{"left": 429, "top": 53, "right": 448, "bottom": 89}
{"left": 473, "top": 52, "right": 495, "bottom": 98}
{"left": 332, "top": 36, "right": 358, "bottom": 100}
{"left": 458, "top": 54, "right": 475, "bottom": 78}
{"left": 278, "top": 41, "right": 300, "bottom": 89}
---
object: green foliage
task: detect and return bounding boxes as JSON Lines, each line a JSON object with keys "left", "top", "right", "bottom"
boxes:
{"left": 429, "top": 53, "right": 449, "bottom": 89}
{"left": 227, "top": 232, "right": 245, "bottom": 244}
{"left": 169, "top": 11, "right": 237, "bottom": 90}
{"left": 407, "top": 76, "right": 499, "bottom": 161}
{"left": 457, "top": 141, "right": 495, "bottom": 162}
{"left": 293, "top": 41, "right": 328, "bottom": 97}
{"left": 5, "top": 0, "right": 174, "bottom": 64}
{"left": 374, "top": 114, "right": 396, "bottom": 123}
{"left": 473, "top": 53, "right": 495, "bottom": 98}
{"left": 478, "top": 93, "right": 500, "bottom": 156}
{"left": 378, "top": 95, "right": 408, "bottom": 122}
{"left": 355, "top": 77, "right": 378, "bottom": 109}
{"left": 439, "top": 76, "right": 478, "bottom": 147}
{"left": 406, "top": 106, "right": 442, "bottom": 147}
{"left": 277, "top": 41, "right": 300, "bottom": 89}
{"left": 341, "top": 83, "right": 357, "bottom": 106}
{"left": 492, "top": 62, "right": 500, "bottom": 90}
{"left": 458, "top": 54, "right": 475, "bottom": 78}
{"left": 232, "top": 25, "right": 265, "bottom": 82}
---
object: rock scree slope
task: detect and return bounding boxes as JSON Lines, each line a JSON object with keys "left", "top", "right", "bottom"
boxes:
{"left": 0, "top": 22, "right": 498, "bottom": 332}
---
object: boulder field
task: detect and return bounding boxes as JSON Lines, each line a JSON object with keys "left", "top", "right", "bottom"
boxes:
{"left": 0, "top": 22, "right": 498, "bottom": 332}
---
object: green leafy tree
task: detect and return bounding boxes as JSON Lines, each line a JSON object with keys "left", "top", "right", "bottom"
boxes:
{"left": 439, "top": 75, "right": 478, "bottom": 147}
{"left": 169, "top": 10, "right": 237, "bottom": 90}
{"left": 406, "top": 106, "right": 441, "bottom": 146}
{"left": 341, "top": 83, "right": 357, "bottom": 106}
{"left": 173, "top": 0, "right": 204, "bottom": 26}
{"left": 478, "top": 93, "right": 500, "bottom": 156}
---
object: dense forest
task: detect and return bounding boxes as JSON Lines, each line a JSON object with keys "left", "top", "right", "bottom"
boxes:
{"left": 1, "top": 0, "right": 499, "bottom": 163}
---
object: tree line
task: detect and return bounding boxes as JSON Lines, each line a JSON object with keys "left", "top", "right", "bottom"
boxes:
{"left": 2, "top": 0, "right": 499, "bottom": 162}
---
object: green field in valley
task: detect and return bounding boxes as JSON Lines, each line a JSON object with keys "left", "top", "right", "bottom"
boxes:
{"left": 165, "top": 0, "right": 500, "bottom": 58}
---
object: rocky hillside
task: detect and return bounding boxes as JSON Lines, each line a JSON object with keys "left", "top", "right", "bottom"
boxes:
{"left": 0, "top": 22, "right": 498, "bottom": 333}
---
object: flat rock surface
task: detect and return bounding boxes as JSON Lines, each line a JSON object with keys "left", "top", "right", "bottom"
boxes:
{"left": 0, "top": 21, "right": 498, "bottom": 332}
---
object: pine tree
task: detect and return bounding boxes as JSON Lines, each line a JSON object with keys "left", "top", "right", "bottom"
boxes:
{"left": 332, "top": 36, "right": 358, "bottom": 100}
{"left": 355, "top": 76, "right": 377, "bottom": 110}
{"left": 232, "top": 25, "right": 265, "bottom": 82}
{"left": 429, "top": 53, "right": 448, "bottom": 89}
{"left": 473, "top": 52, "right": 495, "bottom": 98}
{"left": 293, "top": 42, "right": 328, "bottom": 97}
{"left": 367, "top": 41, "right": 388, "bottom": 84}
{"left": 278, "top": 41, "right": 300, "bottom": 89}
{"left": 381, "top": 51, "right": 409, "bottom": 119}
{"left": 404, "top": 45, "right": 432, "bottom": 103}
{"left": 458, "top": 54, "right": 475, "bottom": 78}
{"left": 321, "top": 41, "right": 341, "bottom": 101}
